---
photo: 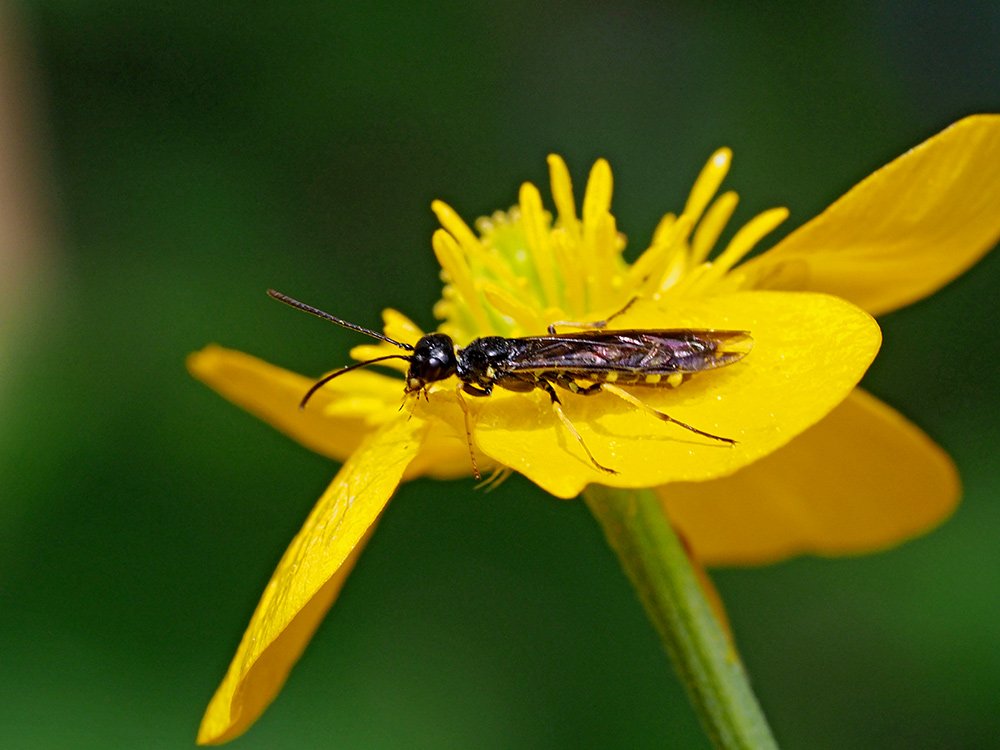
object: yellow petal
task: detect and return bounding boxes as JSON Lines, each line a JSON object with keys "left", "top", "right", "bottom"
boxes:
{"left": 471, "top": 291, "right": 881, "bottom": 498}
{"left": 661, "top": 388, "right": 959, "bottom": 565}
{"left": 745, "top": 115, "right": 1000, "bottom": 316}
{"left": 197, "top": 415, "right": 428, "bottom": 745}
{"left": 405, "top": 391, "right": 485, "bottom": 481}
{"left": 349, "top": 343, "right": 410, "bottom": 373}
{"left": 187, "top": 345, "right": 400, "bottom": 462}
{"left": 188, "top": 345, "right": 474, "bottom": 481}
{"left": 380, "top": 307, "right": 424, "bottom": 347}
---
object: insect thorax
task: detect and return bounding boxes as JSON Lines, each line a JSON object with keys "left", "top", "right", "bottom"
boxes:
{"left": 456, "top": 337, "right": 513, "bottom": 384}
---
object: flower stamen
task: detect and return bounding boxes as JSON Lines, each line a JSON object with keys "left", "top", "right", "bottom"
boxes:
{"left": 691, "top": 191, "right": 740, "bottom": 265}
{"left": 685, "top": 207, "right": 789, "bottom": 296}
{"left": 482, "top": 283, "right": 547, "bottom": 334}
{"left": 631, "top": 215, "right": 694, "bottom": 296}
{"left": 581, "top": 159, "right": 619, "bottom": 308}
{"left": 547, "top": 154, "right": 581, "bottom": 241}
{"left": 431, "top": 229, "right": 493, "bottom": 332}
{"left": 518, "top": 181, "right": 562, "bottom": 305}
{"left": 683, "top": 147, "right": 732, "bottom": 224}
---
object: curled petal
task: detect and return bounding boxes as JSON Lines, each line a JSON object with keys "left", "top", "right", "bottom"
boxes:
{"left": 660, "top": 389, "right": 959, "bottom": 565}
{"left": 197, "top": 415, "right": 429, "bottom": 744}
{"left": 188, "top": 345, "right": 473, "bottom": 480}
{"left": 187, "top": 345, "right": 400, "bottom": 462}
{"left": 745, "top": 115, "right": 1000, "bottom": 316}
{"left": 471, "top": 291, "right": 881, "bottom": 498}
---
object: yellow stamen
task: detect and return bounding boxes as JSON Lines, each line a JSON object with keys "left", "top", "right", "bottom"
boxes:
{"left": 519, "top": 181, "right": 562, "bottom": 305}
{"left": 550, "top": 230, "right": 586, "bottom": 316}
{"left": 431, "top": 200, "right": 486, "bottom": 258}
{"left": 432, "top": 298, "right": 450, "bottom": 321}
{"left": 460, "top": 221, "right": 525, "bottom": 293}
{"left": 581, "top": 159, "right": 614, "bottom": 288}
{"left": 587, "top": 211, "right": 623, "bottom": 309}
{"left": 662, "top": 261, "right": 711, "bottom": 299}
{"left": 431, "top": 229, "right": 492, "bottom": 331}
{"left": 683, "top": 148, "right": 732, "bottom": 225}
{"left": 718, "top": 208, "right": 789, "bottom": 272}
{"left": 651, "top": 212, "right": 677, "bottom": 246}
{"left": 657, "top": 246, "right": 691, "bottom": 294}
{"left": 482, "top": 283, "right": 546, "bottom": 335}
{"left": 632, "top": 215, "right": 694, "bottom": 296}
{"left": 690, "top": 207, "right": 789, "bottom": 294}
{"left": 547, "top": 154, "right": 580, "bottom": 240}
{"left": 691, "top": 191, "right": 739, "bottom": 265}
{"left": 582, "top": 158, "right": 614, "bottom": 228}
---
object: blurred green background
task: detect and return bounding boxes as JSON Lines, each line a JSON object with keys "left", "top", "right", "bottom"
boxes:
{"left": 2, "top": 2, "right": 998, "bottom": 748}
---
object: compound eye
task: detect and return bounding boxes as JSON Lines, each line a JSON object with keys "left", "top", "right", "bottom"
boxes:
{"left": 424, "top": 357, "right": 447, "bottom": 381}
{"left": 411, "top": 356, "right": 440, "bottom": 383}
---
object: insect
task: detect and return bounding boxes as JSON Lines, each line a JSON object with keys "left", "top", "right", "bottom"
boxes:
{"left": 267, "top": 289, "right": 752, "bottom": 477}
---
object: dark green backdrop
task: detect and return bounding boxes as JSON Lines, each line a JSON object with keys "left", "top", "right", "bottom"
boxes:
{"left": 3, "top": 2, "right": 998, "bottom": 748}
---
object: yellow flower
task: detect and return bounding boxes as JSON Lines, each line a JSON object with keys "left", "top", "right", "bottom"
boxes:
{"left": 189, "top": 115, "right": 1000, "bottom": 744}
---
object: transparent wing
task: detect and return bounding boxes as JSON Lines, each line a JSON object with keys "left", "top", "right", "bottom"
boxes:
{"left": 506, "top": 330, "right": 753, "bottom": 375}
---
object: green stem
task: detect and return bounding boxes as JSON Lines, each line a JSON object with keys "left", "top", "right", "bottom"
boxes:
{"left": 582, "top": 485, "right": 778, "bottom": 750}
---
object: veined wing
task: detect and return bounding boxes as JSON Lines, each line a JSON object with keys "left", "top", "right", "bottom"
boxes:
{"left": 505, "top": 330, "right": 753, "bottom": 375}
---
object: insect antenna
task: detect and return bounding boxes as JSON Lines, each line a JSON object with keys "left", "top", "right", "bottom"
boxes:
{"left": 267, "top": 289, "right": 414, "bottom": 351}
{"left": 267, "top": 290, "right": 416, "bottom": 407}
{"left": 299, "top": 354, "right": 413, "bottom": 408}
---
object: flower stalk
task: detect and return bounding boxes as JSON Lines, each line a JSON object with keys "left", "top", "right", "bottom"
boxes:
{"left": 583, "top": 485, "right": 778, "bottom": 750}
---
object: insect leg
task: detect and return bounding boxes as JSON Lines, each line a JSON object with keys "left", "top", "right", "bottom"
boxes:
{"left": 547, "top": 297, "right": 639, "bottom": 334}
{"left": 454, "top": 384, "right": 482, "bottom": 480}
{"left": 551, "top": 374, "right": 603, "bottom": 396}
{"left": 462, "top": 382, "right": 492, "bottom": 397}
{"left": 600, "top": 383, "right": 737, "bottom": 445}
{"left": 536, "top": 379, "right": 618, "bottom": 474}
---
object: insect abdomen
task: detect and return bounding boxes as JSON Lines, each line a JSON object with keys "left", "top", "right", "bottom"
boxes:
{"left": 543, "top": 370, "right": 688, "bottom": 388}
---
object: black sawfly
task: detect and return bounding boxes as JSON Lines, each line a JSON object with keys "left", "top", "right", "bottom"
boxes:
{"left": 267, "top": 289, "right": 752, "bottom": 477}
